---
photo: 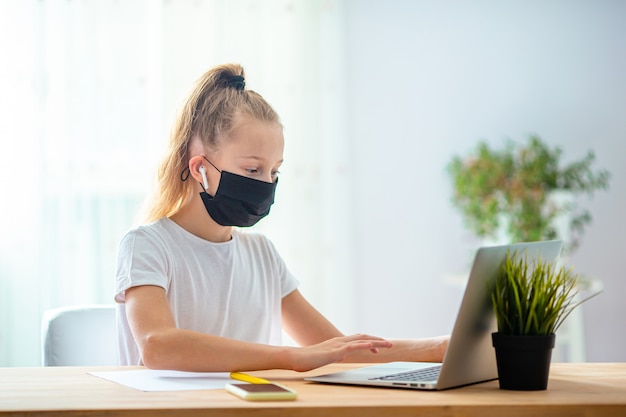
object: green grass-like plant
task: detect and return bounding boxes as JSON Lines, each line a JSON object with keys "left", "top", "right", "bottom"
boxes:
{"left": 490, "top": 250, "right": 597, "bottom": 336}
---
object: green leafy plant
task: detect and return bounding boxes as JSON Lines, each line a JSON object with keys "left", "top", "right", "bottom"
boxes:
{"left": 447, "top": 135, "right": 610, "bottom": 253}
{"left": 490, "top": 251, "right": 597, "bottom": 335}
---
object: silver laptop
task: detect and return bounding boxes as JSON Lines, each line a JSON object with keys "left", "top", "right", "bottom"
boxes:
{"left": 306, "top": 240, "right": 563, "bottom": 390}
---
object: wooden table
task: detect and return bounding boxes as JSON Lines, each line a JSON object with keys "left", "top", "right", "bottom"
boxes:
{"left": 1, "top": 363, "right": 625, "bottom": 416}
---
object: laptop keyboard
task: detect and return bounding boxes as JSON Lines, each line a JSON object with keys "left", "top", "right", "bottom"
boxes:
{"left": 369, "top": 365, "right": 441, "bottom": 382}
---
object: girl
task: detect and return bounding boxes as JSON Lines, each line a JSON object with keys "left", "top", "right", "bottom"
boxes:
{"left": 114, "top": 63, "right": 447, "bottom": 372}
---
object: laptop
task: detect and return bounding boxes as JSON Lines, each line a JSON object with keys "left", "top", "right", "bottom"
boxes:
{"left": 306, "top": 240, "right": 563, "bottom": 390}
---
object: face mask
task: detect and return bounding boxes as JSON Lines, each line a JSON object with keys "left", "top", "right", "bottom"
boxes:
{"left": 198, "top": 159, "right": 277, "bottom": 227}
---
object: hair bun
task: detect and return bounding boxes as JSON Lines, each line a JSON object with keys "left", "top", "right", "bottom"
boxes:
{"left": 226, "top": 75, "right": 245, "bottom": 91}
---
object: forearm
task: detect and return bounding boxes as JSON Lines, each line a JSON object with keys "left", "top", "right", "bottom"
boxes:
{"left": 140, "top": 328, "right": 293, "bottom": 372}
{"left": 341, "top": 335, "right": 449, "bottom": 364}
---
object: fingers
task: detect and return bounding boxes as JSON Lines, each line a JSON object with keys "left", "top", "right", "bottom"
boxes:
{"left": 334, "top": 334, "right": 392, "bottom": 352}
{"left": 336, "top": 335, "right": 392, "bottom": 359}
{"left": 291, "top": 334, "right": 393, "bottom": 372}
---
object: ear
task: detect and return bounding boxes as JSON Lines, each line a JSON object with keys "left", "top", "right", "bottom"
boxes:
{"left": 188, "top": 155, "right": 208, "bottom": 187}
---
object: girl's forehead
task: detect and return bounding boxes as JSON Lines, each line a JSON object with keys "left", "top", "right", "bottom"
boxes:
{"left": 214, "top": 121, "right": 284, "bottom": 166}
{"left": 216, "top": 119, "right": 284, "bottom": 161}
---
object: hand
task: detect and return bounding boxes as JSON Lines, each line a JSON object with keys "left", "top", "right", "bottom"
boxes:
{"left": 288, "top": 334, "right": 392, "bottom": 372}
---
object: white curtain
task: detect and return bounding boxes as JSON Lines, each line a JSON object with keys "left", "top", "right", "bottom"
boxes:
{"left": 0, "top": 0, "right": 354, "bottom": 366}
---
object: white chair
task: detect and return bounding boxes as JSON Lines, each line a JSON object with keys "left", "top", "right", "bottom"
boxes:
{"left": 41, "top": 304, "right": 118, "bottom": 366}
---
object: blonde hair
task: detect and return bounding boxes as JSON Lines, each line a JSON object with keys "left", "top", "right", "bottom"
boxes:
{"left": 145, "top": 64, "right": 281, "bottom": 222}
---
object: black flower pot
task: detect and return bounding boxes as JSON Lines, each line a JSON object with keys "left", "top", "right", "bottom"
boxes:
{"left": 491, "top": 332, "right": 556, "bottom": 391}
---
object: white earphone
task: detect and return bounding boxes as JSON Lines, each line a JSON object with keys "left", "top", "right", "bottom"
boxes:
{"left": 199, "top": 165, "right": 209, "bottom": 189}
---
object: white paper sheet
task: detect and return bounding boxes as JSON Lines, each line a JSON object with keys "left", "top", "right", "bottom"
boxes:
{"left": 89, "top": 369, "right": 232, "bottom": 391}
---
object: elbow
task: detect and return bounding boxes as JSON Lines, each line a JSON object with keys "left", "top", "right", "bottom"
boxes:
{"left": 140, "top": 332, "right": 174, "bottom": 369}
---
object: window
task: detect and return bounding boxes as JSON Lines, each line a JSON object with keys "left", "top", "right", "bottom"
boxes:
{"left": 0, "top": 0, "right": 354, "bottom": 366}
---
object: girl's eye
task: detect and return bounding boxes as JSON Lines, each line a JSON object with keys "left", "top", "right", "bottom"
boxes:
{"left": 272, "top": 170, "right": 281, "bottom": 177}
{"left": 245, "top": 168, "right": 259, "bottom": 175}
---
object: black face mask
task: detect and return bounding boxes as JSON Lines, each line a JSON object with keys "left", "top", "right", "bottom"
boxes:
{"left": 198, "top": 161, "right": 277, "bottom": 227}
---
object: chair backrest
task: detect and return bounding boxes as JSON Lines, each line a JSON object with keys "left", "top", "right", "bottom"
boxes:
{"left": 41, "top": 304, "right": 118, "bottom": 366}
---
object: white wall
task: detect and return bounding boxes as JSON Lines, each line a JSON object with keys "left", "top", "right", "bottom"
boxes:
{"left": 343, "top": 0, "right": 626, "bottom": 361}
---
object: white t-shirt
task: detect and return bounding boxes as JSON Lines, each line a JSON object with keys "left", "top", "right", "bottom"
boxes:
{"left": 114, "top": 217, "right": 299, "bottom": 365}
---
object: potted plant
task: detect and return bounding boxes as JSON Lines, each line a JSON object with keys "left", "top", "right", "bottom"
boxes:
{"left": 490, "top": 250, "right": 598, "bottom": 390}
{"left": 447, "top": 135, "right": 610, "bottom": 253}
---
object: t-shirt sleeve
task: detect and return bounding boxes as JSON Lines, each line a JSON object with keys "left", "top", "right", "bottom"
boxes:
{"left": 261, "top": 235, "right": 300, "bottom": 298}
{"left": 114, "top": 228, "right": 170, "bottom": 303}
{"left": 281, "top": 263, "right": 300, "bottom": 298}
